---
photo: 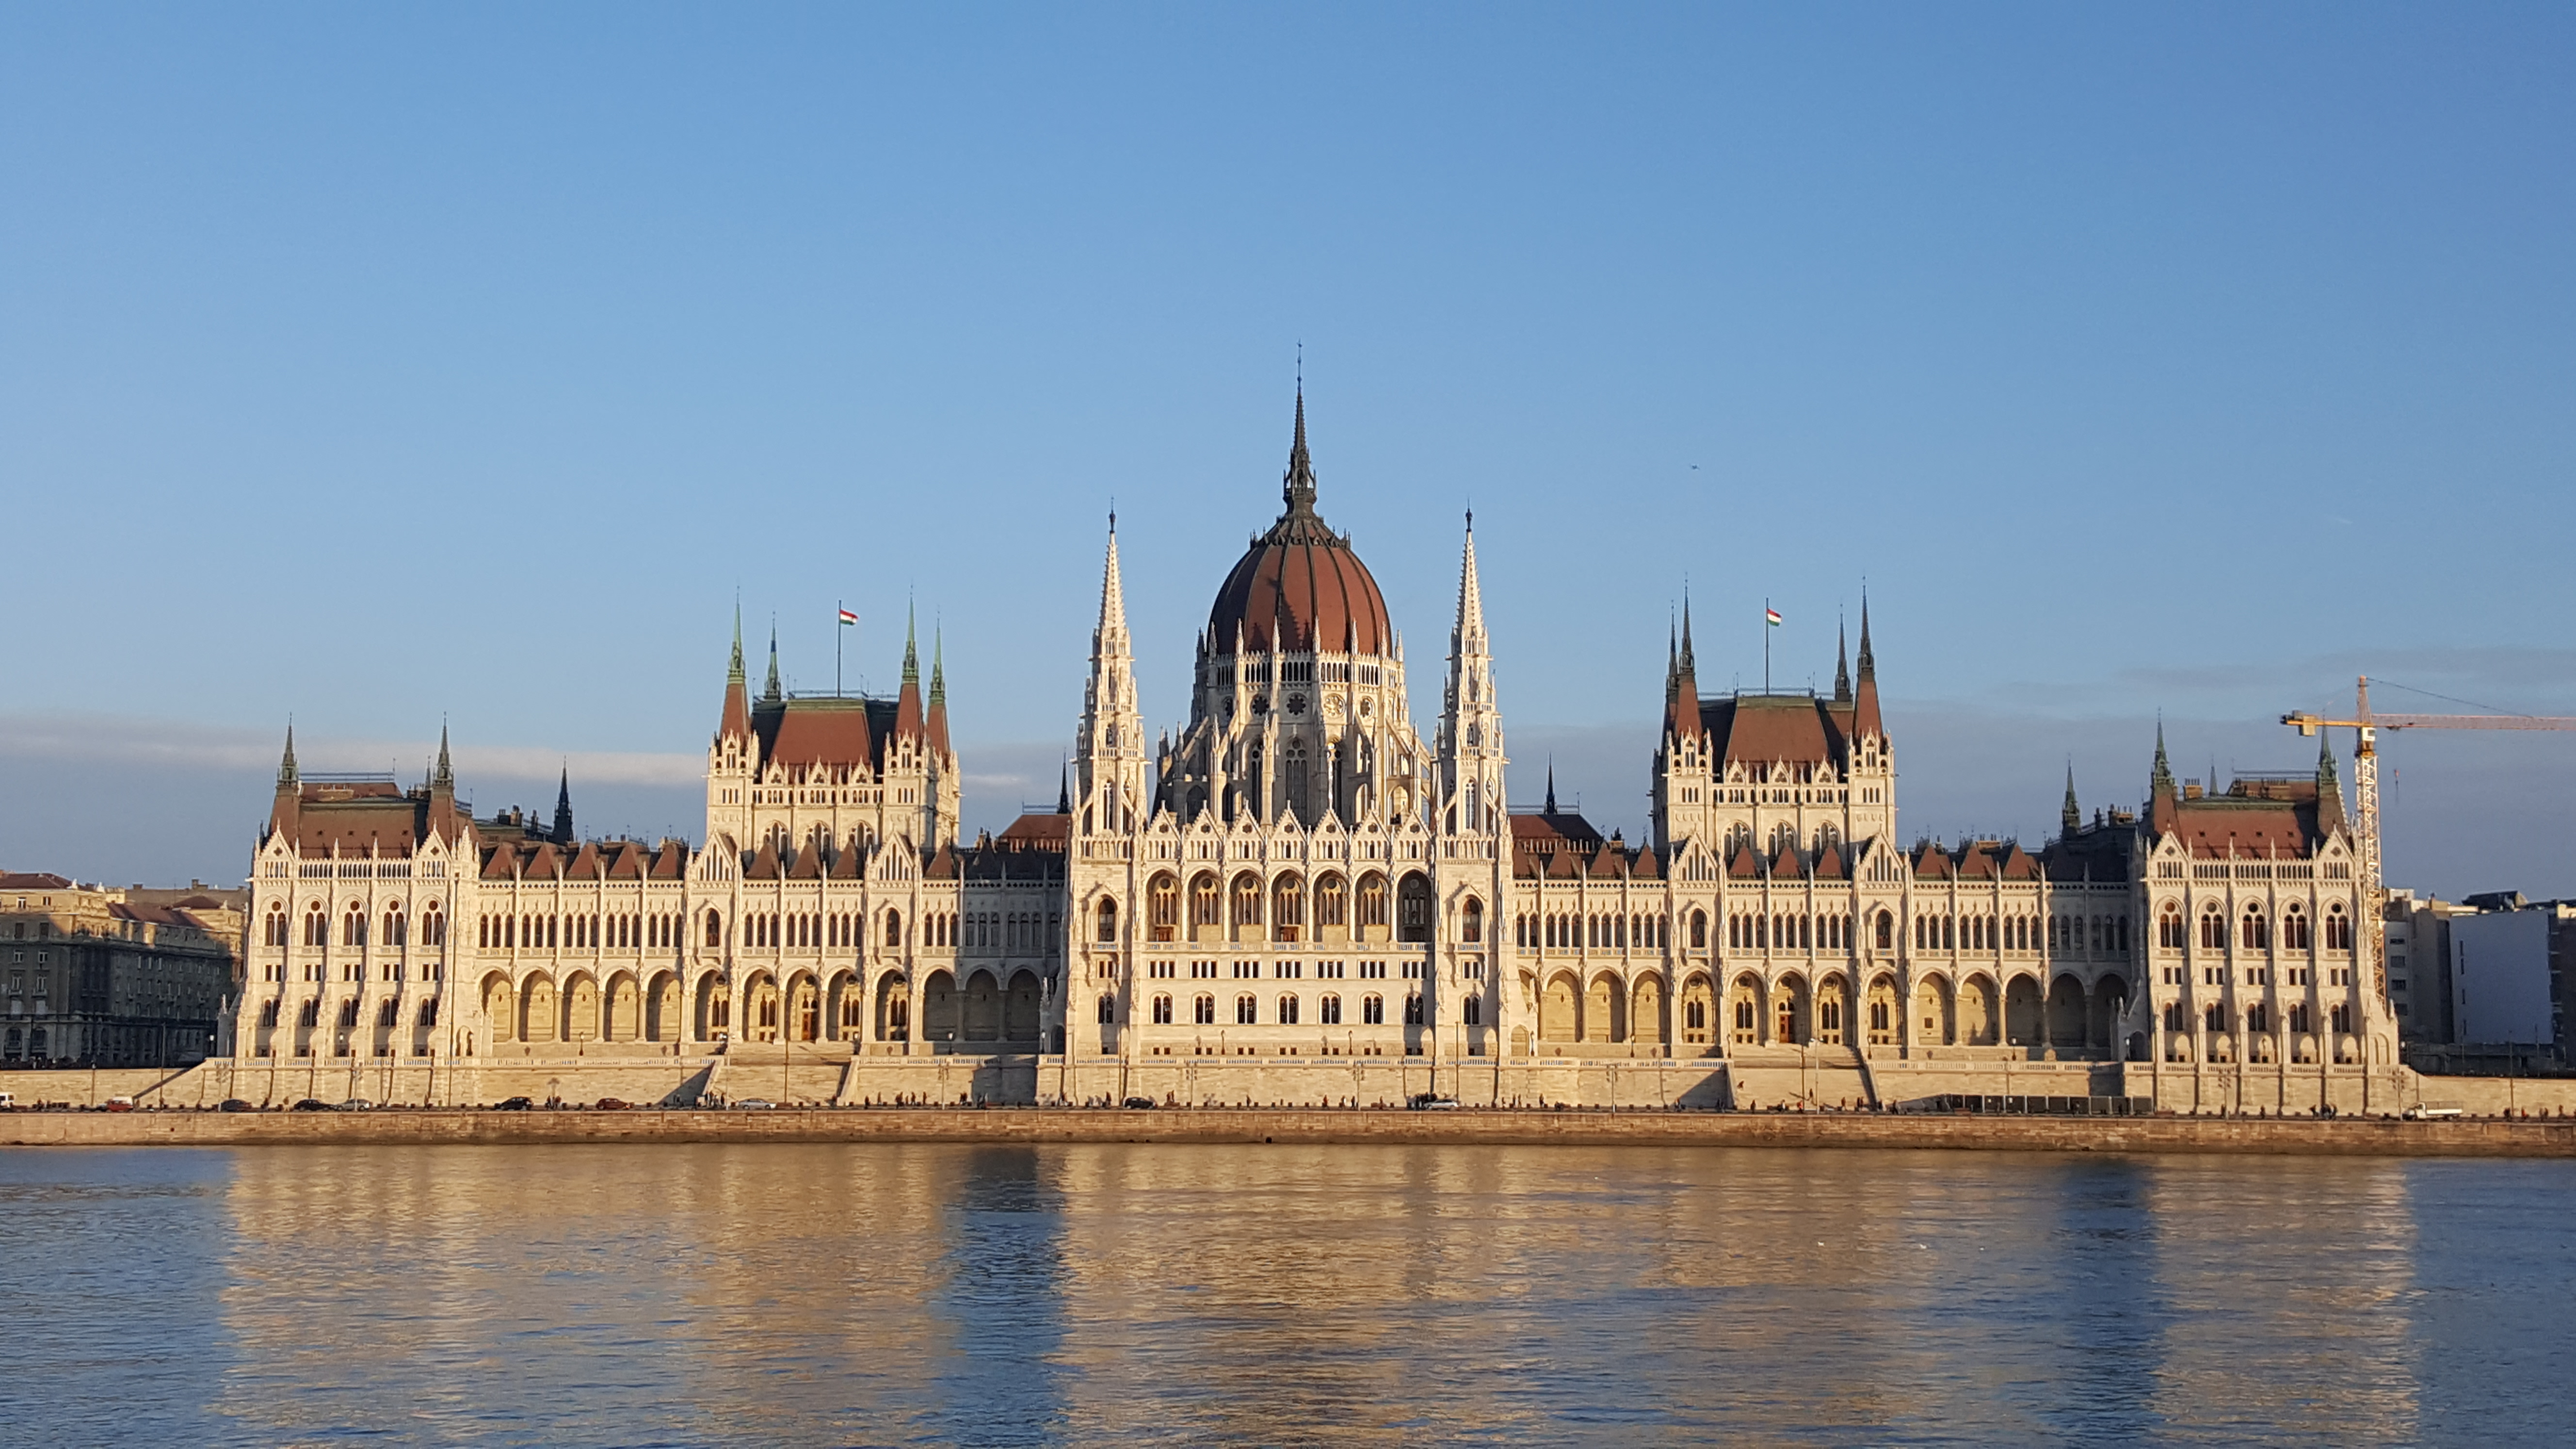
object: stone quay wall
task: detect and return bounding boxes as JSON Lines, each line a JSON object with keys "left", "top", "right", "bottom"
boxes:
{"left": 7, "top": 1106, "right": 2575, "bottom": 1158}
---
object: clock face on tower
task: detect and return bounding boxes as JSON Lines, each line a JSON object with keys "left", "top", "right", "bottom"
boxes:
{"left": 1324, "top": 692, "right": 1345, "bottom": 720}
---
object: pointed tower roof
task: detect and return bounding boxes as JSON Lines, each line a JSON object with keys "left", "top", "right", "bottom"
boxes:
{"left": 1285, "top": 384, "right": 1316, "bottom": 513}
{"left": 1543, "top": 759, "right": 1558, "bottom": 816}
{"left": 2149, "top": 719, "right": 2180, "bottom": 835}
{"left": 718, "top": 611, "right": 753, "bottom": 745}
{"left": 1851, "top": 593, "right": 1884, "bottom": 739}
{"left": 552, "top": 768, "right": 574, "bottom": 845}
{"left": 1096, "top": 516, "right": 1129, "bottom": 645}
{"left": 1834, "top": 617, "right": 1852, "bottom": 704}
{"left": 763, "top": 622, "right": 783, "bottom": 701}
{"left": 926, "top": 628, "right": 951, "bottom": 757}
{"left": 895, "top": 604, "right": 924, "bottom": 741}
{"left": 1451, "top": 512, "right": 1487, "bottom": 649}
{"left": 2062, "top": 764, "right": 2081, "bottom": 838}
{"left": 1057, "top": 760, "right": 1072, "bottom": 815}
{"left": 268, "top": 724, "right": 300, "bottom": 837}
{"left": 276, "top": 725, "right": 298, "bottom": 789}
{"left": 1666, "top": 597, "right": 1704, "bottom": 741}
{"left": 433, "top": 724, "right": 453, "bottom": 790}
{"left": 2315, "top": 731, "right": 2347, "bottom": 838}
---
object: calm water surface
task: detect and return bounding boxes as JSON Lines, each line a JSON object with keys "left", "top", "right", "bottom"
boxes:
{"left": 0, "top": 1143, "right": 2569, "bottom": 1446}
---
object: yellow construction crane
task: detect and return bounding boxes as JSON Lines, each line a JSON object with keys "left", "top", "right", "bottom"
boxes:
{"left": 2283, "top": 676, "right": 2576, "bottom": 995}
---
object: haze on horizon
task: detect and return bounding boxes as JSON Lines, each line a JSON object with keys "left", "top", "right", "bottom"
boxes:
{"left": 4, "top": 5, "right": 2571, "bottom": 901}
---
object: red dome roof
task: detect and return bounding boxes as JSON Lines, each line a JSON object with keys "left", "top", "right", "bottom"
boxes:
{"left": 1207, "top": 396, "right": 1393, "bottom": 656}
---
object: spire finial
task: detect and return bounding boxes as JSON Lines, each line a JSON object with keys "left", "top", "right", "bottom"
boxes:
{"left": 929, "top": 626, "right": 947, "bottom": 707}
{"left": 902, "top": 601, "right": 920, "bottom": 687}
{"left": 1544, "top": 757, "right": 1558, "bottom": 815}
{"left": 277, "top": 723, "right": 298, "bottom": 788}
{"left": 1057, "top": 759, "right": 1072, "bottom": 815}
{"left": 2062, "top": 761, "right": 2081, "bottom": 837}
{"left": 729, "top": 597, "right": 745, "bottom": 681}
{"left": 1678, "top": 590, "right": 1696, "bottom": 675}
{"left": 553, "top": 766, "right": 574, "bottom": 846}
{"left": 763, "top": 617, "right": 782, "bottom": 700}
{"left": 1834, "top": 613, "right": 1852, "bottom": 703}
{"left": 1856, "top": 588, "right": 1875, "bottom": 679}
{"left": 434, "top": 721, "right": 453, "bottom": 789}
{"left": 1284, "top": 378, "right": 1316, "bottom": 511}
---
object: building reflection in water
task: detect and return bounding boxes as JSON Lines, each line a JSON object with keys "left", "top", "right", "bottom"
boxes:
{"left": 182, "top": 1143, "right": 2553, "bottom": 1445}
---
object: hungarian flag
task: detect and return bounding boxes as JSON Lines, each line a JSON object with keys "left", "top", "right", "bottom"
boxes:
{"left": 838, "top": 609, "right": 858, "bottom": 627}
{"left": 1765, "top": 607, "right": 1783, "bottom": 626}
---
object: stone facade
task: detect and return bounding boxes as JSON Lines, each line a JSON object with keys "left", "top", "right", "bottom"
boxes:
{"left": 2, "top": 872, "right": 235, "bottom": 1067}
{"left": 213, "top": 394, "right": 2401, "bottom": 1109}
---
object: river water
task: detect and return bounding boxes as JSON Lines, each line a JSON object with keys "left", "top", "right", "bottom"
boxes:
{"left": 0, "top": 1143, "right": 2568, "bottom": 1446}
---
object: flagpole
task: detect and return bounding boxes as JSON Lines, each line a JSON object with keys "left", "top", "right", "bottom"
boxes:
{"left": 1764, "top": 597, "right": 1771, "bottom": 693}
{"left": 837, "top": 601, "right": 844, "bottom": 698}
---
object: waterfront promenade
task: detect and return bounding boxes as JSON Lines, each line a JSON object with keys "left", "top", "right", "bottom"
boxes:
{"left": 7, "top": 1105, "right": 2573, "bottom": 1156}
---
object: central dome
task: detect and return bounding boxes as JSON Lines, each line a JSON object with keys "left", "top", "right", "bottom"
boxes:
{"left": 1207, "top": 394, "right": 1393, "bottom": 656}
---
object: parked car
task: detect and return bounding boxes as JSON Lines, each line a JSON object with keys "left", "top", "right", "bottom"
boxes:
{"left": 290, "top": 1098, "right": 332, "bottom": 1112}
{"left": 2404, "top": 1102, "right": 2466, "bottom": 1120}
{"left": 1407, "top": 1094, "right": 1462, "bottom": 1111}
{"left": 338, "top": 1099, "right": 376, "bottom": 1112}
{"left": 1121, "top": 1096, "right": 1159, "bottom": 1110}
{"left": 493, "top": 1096, "right": 535, "bottom": 1111}
{"left": 732, "top": 1098, "right": 778, "bottom": 1111}
{"left": 104, "top": 1095, "right": 137, "bottom": 1112}
{"left": 217, "top": 1098, "right": 255, "bottom": 1113}
{"left": 594, "top": 1097, "right": 630, "bottom": 1111}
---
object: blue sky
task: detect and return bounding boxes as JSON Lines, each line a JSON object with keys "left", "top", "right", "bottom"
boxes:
{"left": 4, "top": 4, "right": 2572, "bottom": 897}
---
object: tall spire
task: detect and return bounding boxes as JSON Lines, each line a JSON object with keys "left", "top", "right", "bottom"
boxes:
{"left": 1544, "top": 758, "right": 1558, "bottom": 815}
{"left": 729, "top": 600, "right": 745, "bottom": 682}
{"left": 2315, "top": 730, "right": 2347, "bottom": 837}
{"left": 902, "top": 603, "right": 920, "bottom": 688}
{"left": 1856, "top": 593, "right": 1876, "bottom": 680}
{"left": 1057, "top": 760, "right": 1072, "bottom": 815}
{"left": 928, "top": 628, "right": 947, "bottom": 708}
{"left": 553, "top": 768, "right": 574, "bottom": 846}
{"left": 433, "top": 724, "right": 453, "bottom": 790}
{"left": 895, "top": 601, "right": 925, "bottom": 741}
{"left": 763, "top": 621, "right": 782, "bottom": 701}
{"left": 1678, "top": 594, "right": 1696, "bottom": 675}
{"left": 2152, "top": 718, "right": 2175, "bottom": 791}
{"left": 2062, "top": 763, "right": 2081, "bottom": 837}
{"left": 1851, "top": 591, "right": 1884, "bottom": 740}
{"left": 1452, "top": 513, "right": 1487, "bottom": 646}
{"left": 1666, "top": 616, "right": 1679, "bottom": 703}
{"left": 1834, "top": 616, "right": 1852, "bottom": 704}
{"left": 1283, "top": 385, "right": 1317, "bottom": 514}
{"left": 276, "top": 725, "right": 298, "bottom": 789}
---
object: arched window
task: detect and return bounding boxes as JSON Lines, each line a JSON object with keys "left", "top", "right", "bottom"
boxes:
{"left": 384, "top": 907, "right": 406, "bottom": 947}
{"left": 1152, "top": 994, "right": 1174, "bottom": 1025}
{"left": 1232, "top": 874, "right": 1265, "bottom": 929}
{"left": 1461, "top": 898, "right": 1483, "bottom": 944}
{"left": 2200, "top": 907, "right": 2225, "bottom": 951}
{"left": 1874, "top": 910, "right": 1893, "bottom": 951}
{"left": 422, "top": 903, "right": 444, "bottom": 947}
{"left": 1273, "top": 875, "right": 1305, "bottom": 940}
{"left": 1358, "top": 874, "right": 1389, "bottom": 930}
{"left": 1316, "top": 873, "right": 1348, "bottom": 929}
{"left": 1690, "top": 909, "right": 1707, "bottom": 950}
{"left": 1320, "top": 993, "right": 1342, "bottom": 1025}
{"left": 885, "top": 910, "right": 903, "bottom": 948}
{"left": 1149, "top": 874, "right": 1180, "bottom": 939}
{"left": 1236, "top": 993, "right": 1258, "bottom": 1025}
{"left": 1191, "top": 874, "right": 1223, "bottom": 929}
{"left": 706, "top": 909, "right": 724, "bottom": 948}
{"left": 1194, "top": 994, "right": 1216, "bottom": 1025}
{"left": 1096, "top": 994, "right": 1115, "bottom": 1025}
{"left": 1364, "top": 993, "right": 1385, "bottom": 1025}
{"left": 2281, "top": 902, "right": 2311, "bottom": 951}
{"left": 342, "top": 903, "right": 367, "bottom": 948}
{"left": 1096, "top": 897, "right": 1118, "bottom": 943}
{"left": 1278, "top": 994, "right": 1300, "bottom": 1026}
{"left": 2324, "top": 902, "right": 2352, "bottom": 952}
{"left": 263, "top": 904, "right": 288, "bottom": 947}
{"left": 2158, "top": 903, "right": 2185, "bottom": 950}
{"left": 2241, "top": 908, "right": 2270, "bottom": 951}
{"left": 1403, "top": 993, "right": 1425, "bottom": 1025}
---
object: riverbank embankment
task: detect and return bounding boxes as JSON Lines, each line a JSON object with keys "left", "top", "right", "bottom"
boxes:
{"left": 7, "top": 1108, "right": 2572, "bottom": 1157}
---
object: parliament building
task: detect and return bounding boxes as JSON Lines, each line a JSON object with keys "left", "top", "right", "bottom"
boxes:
{"left": 215, "top": 396, "right": 2401, "bottom": 1112}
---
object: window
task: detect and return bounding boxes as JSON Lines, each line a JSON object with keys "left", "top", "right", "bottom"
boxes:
{"left": 1097, "top": 994, "right": 1115, "bottom": 1025}
{"left": 1278, "top": 994, "right": 1300, "bottom": 1026}
{"left": 1320, "top": 993, "right": 1342, "bottom": 1025}
{"left": 706, "top": 909, "right": 724, "bottom": 948}
{"left": 2324, "top": 903, "right": 2352, "bottom": 952}
{"left": 1875, "top": 910, "right": 1893, "bottom": 951}
{"left": 1097, "top": 898, "right": 1118, "bottom": 944}
{"left": 2281, "top": 903, "right": 2310, "bottom": 951}
{"left": 2241, "top": 909, "right": 2270, "bottom": 951}
{"left": 2200, "top": 908, "right": 2225, "bottom": 951}
{"left": 1194, "top": 994, "right": 1215, "bottom": 1025}
{"left": 263, "top": 905, "right": 288, "bottom": 948}
{"left": 1153, "top": 994, "right": 1174, "bottom": 1025}
{"left": 1363, "top": 993, "right": 1385, "bottom": 1025}
{"left": 1191, "top": 874, "right": 1222, "bottom": 929}
{"left": 342, "top": 904, "right": 367, "bottom": 948}
{"left": 1461, "top": 898, "right": 1483, "bottom": 944}
{"left": 304, "top": 905, "right": 328, "bottom": 948}
{"left": 422, "top": 903, "right": 444, "bottom": 947}
{"left": 2158, "top": 903, "right": 2185, "bottom": 951}
{"left": 1358, "top": 874, "right": 1388, "bottom": 930}
{"left": 1232, "top": 874, "right": 1264, "bottom": 929}
{"left": 1403, "top": 993, "right": 1424, "bottom": 1025}
{"left": 384, "top": 908, "right": 406, "bottom": 947}
{"left": 1463, "top": 995, "right": 1481, "bottom": 1026}
{"left": 1149, "top": 875, "right": 1180, "bottom": 939}
{"left": 886, "top": 910, "right": 903, "bottom": 948}
{"left": 1317, "top": 874, "right": 1347, "bottom": 928}
{"left": 1236, "top": 994, "right": 1258, "bottom": 1025}
{"left": 1691, "top": 909, "right": 1707, "bottom": 950}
